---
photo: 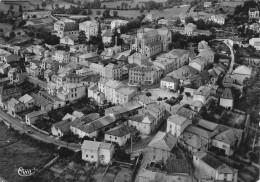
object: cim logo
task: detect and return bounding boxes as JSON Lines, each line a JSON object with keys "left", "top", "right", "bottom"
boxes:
{"left": 18, "top": 167, "right": 38, "bottom": 177}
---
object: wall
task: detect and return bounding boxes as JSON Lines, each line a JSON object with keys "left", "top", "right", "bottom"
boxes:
{"left": 82, "top": 148, "right": 99, "bottom": 163}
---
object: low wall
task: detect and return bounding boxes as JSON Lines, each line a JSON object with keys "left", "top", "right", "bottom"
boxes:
{"left": 31, "top": 124, "right": 50, "bottom": 136}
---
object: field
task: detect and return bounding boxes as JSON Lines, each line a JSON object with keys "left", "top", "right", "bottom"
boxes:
{"left": 91, "top": 5, "right": 189, "bottom": 19}
{"left": 220, "top": 1, "right": 244, "bottom": 7}
{"left": 45, "top": 1, "right": 78, "bottom": 10}
{"left": 0, "top": 123, "right": 54, "bottom": 182}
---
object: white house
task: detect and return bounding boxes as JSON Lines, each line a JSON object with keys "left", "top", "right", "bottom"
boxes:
{"left": 81, "top": 140, "right": 114, "bottom": 166}
{"left": 160, "top": 76, "right": 179, "bottom": 90}
{"left": 204, "top": 2, "right": 212, "bottom": 7}
{"left": 52, "top": 50, "right": 70, "bottom": 63}
{"left": 249, "top": 37, "right": 260, "bottom": 50}
{"left": 56, "top": 83, "right": 87, "bottom": 102}
{"left": 166, "top": 114, "right": 192, "bottom": 138}
{"left": 79, "top": 20, "right": 99, "bottom": 41}
{"left": 19, "top": 94, "right": 35, "bottom": 109}
{"left": 209, "top": 15, "right": 225, "bottom": 25}
{"left": 193, "top": 152, "right": 238, "bottom": 181}
{"left": 111, "top": 20, "right": 128, "bottom": 30}
{"left": 51, "top": 119, "right": 71, "bottom": 138}
{"left": 60, "top": 35, "right": 78, "bottom": 46}
{"left": 219, "top": 88, "right": 233, "bottom": 109}
{"left": 105, "top": 125, "right": 134, "bottom": 146}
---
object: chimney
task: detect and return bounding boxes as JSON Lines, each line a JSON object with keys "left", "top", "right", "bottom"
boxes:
{"left": 115, "top": 36, "right": 118, "bottom": 47}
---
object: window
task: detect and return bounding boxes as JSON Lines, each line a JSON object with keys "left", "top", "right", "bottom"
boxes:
{"left": 86, "top": 154, "right": 88, "bottom": 158}
{"left": 71, "top": 94, "right": 73, "bottom": 97}
{"left": 91, "top": 155, "right": 94, "bottom": 158}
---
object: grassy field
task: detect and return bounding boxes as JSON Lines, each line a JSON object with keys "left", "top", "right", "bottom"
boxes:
{"left": 0, "top": 123, "right": 54, "bottom": 182}
{"left": 91, "top": 5, "right": 189, "bottom": 18}
{"left": 220, "top": 1, "right": 244, "bottom": 7}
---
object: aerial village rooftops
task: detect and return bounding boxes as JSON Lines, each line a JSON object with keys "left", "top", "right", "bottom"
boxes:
{"left": 105, "top": 125, "right": 135, "bottom": 137}
{"left": 105, "top": 101, "right": 142, "bottom": 115}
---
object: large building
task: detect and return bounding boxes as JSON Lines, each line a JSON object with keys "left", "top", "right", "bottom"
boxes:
{"left": 129, "top": 66, "right": 162, "bottom": 85}
{"left": 54, "top": 18, "right": 79, "bottom": 38}
{"left": 130, "top": 27, "right": 172, "bottom": 61}
{"left": 248, "top": 7, "right": 259, "bottom": 19}
{"left": 79, "top": 20, "right": 99, "bottom": 41}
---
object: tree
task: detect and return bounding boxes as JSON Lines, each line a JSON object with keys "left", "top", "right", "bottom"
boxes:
{"left": 157, "top": 97, "right": 162, "bottom": 104}
{"left": 77, "top": 0, "right": 81, "bottom": 5}
{"left": 96, "top": 10, "right": 101, "bottom": 15}
{"left": 124, "top": 3, "right": 128, "bottom": 9}
{"left": 102, "top": 8, "right": 110, "bottom": 18}
{"left": 82, "top": 9, "right": 87, "bottom": 15}
{"left": 136, "top": 4, "right": 139, "bottom": 10}
{"left": 55, "top": 4, "right": 59, "bottom": 9}
{"left": 185, "top": 16, "right": 194, "bottom": 24}
{"left": 19, "top": 5, "right": 23, "bottom": 13}
{"left": 9, "top": 5, "right": 14, "bottom": 11}
{"left": 41, "top": 1, "right": 47, "bottom": 7}
{"left": 139, "top": 6, "right": 145, "bottom": 13}
{"left": 113, "top": 10, "right": 118, "bottom": 17}
{"left": 78, "top": 30, "right": 87, "bottom": 44}
{"left": 121, "top": 2, "right": 125, "bottom": 9}
{"left": 146, "top": 92, "right": 152, "bottom": 102}
{"left": 88, "top": 9, "right": 93, "bottom": 15}
{"left": 9, "top": 31, "right": 16, "bottom": 39}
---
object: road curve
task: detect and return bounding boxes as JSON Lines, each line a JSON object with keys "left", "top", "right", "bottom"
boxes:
{"left": 0, "top": 109, "right": 81, "bottom": 151}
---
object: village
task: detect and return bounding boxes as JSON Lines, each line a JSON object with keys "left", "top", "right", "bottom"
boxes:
{"left": 0, "top": 0, "right": 259, "bottom": 181}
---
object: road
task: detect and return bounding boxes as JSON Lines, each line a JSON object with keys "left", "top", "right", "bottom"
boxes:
{"left": 215, "top": 39, "right": 235, "bottom": 74}
{"left": 0, "top": 109, "right": 81, "bottom": 151}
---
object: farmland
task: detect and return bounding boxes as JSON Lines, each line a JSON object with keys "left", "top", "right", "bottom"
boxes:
{"left": 91, "top": 5, "right": 190, "bottom": 19}
{"left": 0, "top": 123, "right": 55, "bottom": 182}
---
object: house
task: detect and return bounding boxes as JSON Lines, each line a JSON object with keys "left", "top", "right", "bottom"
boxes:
{"left": 204, "top": 2, "right": 212, "bottom": 7}
{"left": 0, "top": 84, "right": 22, "bottom": 109}
{"left": 105, "top": 125, "right": 135, "bottom": 146}
{"left": 129, "top": 66, "right": 161, "bottom": 85}
{"left": 232, "top": 65, "right": 252, "bottom": 85}
{"left": 153, "top": 49, "right": 190, "bottom": 75}
{"left": 128, "top": 103, "right": 166, "bottom": 135}
{"left": 167, "top": 65, "right": 199, "bottom": 85}
{"left": 212, "top": 128, "right": 243, "bottom": 156}
{"left": 79, "top": 20, "right": 99, "bottom": 41}
{"left": 142, "top": 13, "right": 158, "bottom": 23}
{"left": 51, "top": 119, "right": 71, "bottom": 137}
{"left": 104, "top": 63, "right": 123, "bottom": 80}
{"left": 52, "top": 50, "right": 70, "bottom": 63}
{"left": 166, "top": 114, "right": 192, "bottom": 138}
{"left": 32, "top": 91, "right": 66, "bottom": 111}
{"left": 193, "top": 152, "right": 238, "bottom": 181}
{"left": 111, "top": 20, "right": 128, "bottom": 30}
{"left": 160, "top": 76, "right": 179, "bottom": 91}
{"left": 81, "top": 140, "right": 114, "bottom": 166}
{"left": 244, "top": 56, "right": 260, "bottom": 67}
{"left": 19, "top": 94, "right": 35, "bottom": 109}
{"left": 114, "top": 86, "right": 137, "bottom": 105}
{"left": 71, "top": 114, "right": 116, "bottom": 139}
{"left": 0, "top": 49, "right": 12, "bottom": 62}
{"left": 55, "top": 83, "right": 87, "bottom": 102}
{"left": 220, "top": 88, "right": 233, "bottom": 109}
{"left": 128, "top": 113, "right": 157, "bottom": 135}
{"left": 60, "top": 35, "right": 78, "bottom": 46}
{"left": 209, "top": 15, "right": 225, "bottom": 25}
{"left": 100, "top": 46, "right": 121, "bottom": 59}
{"left": 179, "top": 131, "right": 209, "bottom": 154}
{"left": 26, "top": 64, "right": 42, "bottom": 77}
{"left": 102, "top": 29, "right": 113, "bottom": 44}
{"left": 76, "top": 68, "right": 93, "bottom": 76}
{"left": 146, "top": 131, "right": 177, "bottom": 163}
{"left": 248, "top": 7, "right": 259, "bottom": 19}
{"left": 70, "top": 113, "right": 100, "bottom": 136}
{"left": 22, "top": 11, "right": 51, "bottom": 20}
{"left": 131, "top": 27, "right": 172, "bottom": 61}
{"left": 25, "top": 110, "right": 47, "bottom": 125}
{"left": 4, "top": 54, "right": 21, "bottom": 63}
{"left": 193, "top": 85, "right": 216, "bottom": 104}
{"left": 88, "top": 84, "right": 106, "bottom": 105}
{"left": 102, "top": 79, "right": 124, "bottom": 103}
{"left": 158, "top": 19, "right": 170, "bottom": 26}
{"left": 8, "top": 68, "right": 27, "bottom": 84}
{"left": 7, "top": 98, "right": 26, "bottom": 117}
{"left": 54, "top": 19, "right": 79, "bottom": 38}
{"left": 0, "top": 63, "right": 10, "bottom": 74}
{"left": 105, "top": 101, "right": 142, "bottom": 119}
{"left": 249, "top": 37, "right": 260, "bottom": 50}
